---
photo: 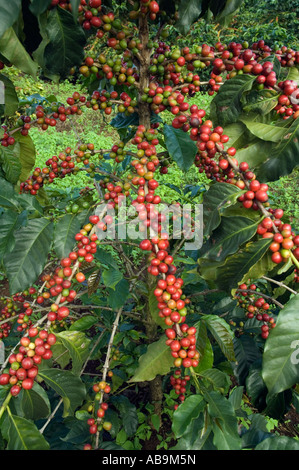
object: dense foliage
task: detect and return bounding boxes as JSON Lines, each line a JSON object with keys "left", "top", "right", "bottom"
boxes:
{"left": 0, "top": 0, "right": 298, "bottom": 451}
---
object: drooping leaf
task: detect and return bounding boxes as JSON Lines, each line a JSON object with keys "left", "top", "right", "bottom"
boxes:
{"left": 257, "top": 118, "right": 299, "bottom": 181}
{"left": 255, "top": 436, "right": 299, "bottom": 450}
{"left": 0, "top": 211, "right": 24, "bottom": 260}
{"left": 0, "top": 146, "right": 22, "bottom": 184}
{"left": 12, "top": 131, "right": 36, "bottom": 182}
{"left": 213, "top": 238, "right": 272, "bottom": 291}
{"left": 201, "top": 182, "right": 242, "bottom": 236}
{"left": 199, "top": 216, "right": 260, "bottom": 262}
{"left": 240, "top": 119, "right": 288, "bottom": 143}
{"left": 210, "top": 74, "right": 256, "bottom": 127}
{"left": 201, "top": 314, "right": 235, "bottom": 361}
{"left": 206, "top": 391, "right": 242, "bottom": 450}
{"left": 2, "top": 413, "right": 50, "bottom": 450}
{"left": 0, "top": 27, "right": 38, "bottom": 77}
{"left": 0, "top": 0, "right": 22, "bottom": 39}
{"left": 163, "top": 124, "right": 197, "bottom": 172}
{"left": 262, "top": 295, "right": 299, "bottom": 396}
{"left": 37, "top": 367, "right": 86, "bottom": 417}
{"left": 172, "top": 395, "right": 205, "bottom": 438}
{"left": 3, "top": 218, "right": 53, "bottom": 294}
{"left": 233, "top": 335, "right": 262, "bottom": 385}
{"left": 175, "top": 0, "right": 203, "bottom": 35}
{"left": 0, "top": 73, "right": 19, "bottom": 116}
{"left": 17, "top": 382, "right": 51, "bottom": 421}
{"left": 29, "top": 0, "right": 52, "bottom": 16}
{"left": 56, "top": 330, "right": 91, "bottom": 375}
{"left": 43, "top": 8, "right": 86, "bottom": 78}
{"left": 129, "top": 335, "right": 174, "bottom": 382}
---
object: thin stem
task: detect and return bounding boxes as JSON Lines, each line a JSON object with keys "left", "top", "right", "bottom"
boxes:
{"left": 262, "top": 276, "right": 298, "bottom": 295}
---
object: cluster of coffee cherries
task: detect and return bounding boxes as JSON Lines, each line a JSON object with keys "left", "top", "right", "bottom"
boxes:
{"left": 85, "top": 89, "right": 136, "bottom": 116}
{"left": 0, "top": 327, "right": 56, "bottom": 396}
{"left": 165, "top": 323, "right": 199, "bottom": 369}
{"left": 170, "top": 369, "right": 191, "bottom": 408}
{"left": 0, "top": 288, "right": 38, "bottom": 339}
{"left": 236, "top": 283, "right": 276, "bottom": 339}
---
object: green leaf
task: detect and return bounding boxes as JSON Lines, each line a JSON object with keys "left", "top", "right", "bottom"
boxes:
{"left": 255, "top": 436, "right": 299, "bottom": 450}
{"left": 17, "top": 382, "right": 51, "bottom": 420}
{"left": 262, "top": 295, "right": 299, "bottom": 396}
{"left": 0, "top": 211, "right": 19, "bottom": 260}
{"left": 200, "top": 368, "right": 231, "bottom": 393}
{"left": 206, "top": 391, "right": 242, "bottom": 450}
{"left": 201, "top": 182, "right": 242, "bottom": 236}
{"left": 0, "top": 178, "right": 21, "bottom": 210}
{"left": 110, "top": 396, "right": 138, "bottom": 437}
{"left": 70, "top": 0, "right": 81, "bottom": 20}
{"left": 233, "top": 335, "right": 262, "bottom": 385}
{"left": 0, "top": 0, "right": 22, "bottom": 39}
{"left": 194, "top": 321, "right": 214, "bottom": 372}
{"left": 163, "top": 124, "right": 197, "bottom": 172}
{"left": 0, "top": 146, "right": 22, "bottom": 184}
{"left": 175, "top": 0, "right": 203, "bottom": 35}
{"left": 3, "top": 218, "right": 53, "bottom": 294}
{"left": 0, "top": 27, "right": 38, "bottom": 77}
{"left": 214, "top": 238, "right": 272, "bottom": 291}
{"left": 129, "top": 335, "right": 174, "bottom": 382}
{"left": 69, "top": 315, "right": 98, "bottom": 331}
{"left": 202, "top": 314, "right": 235, "bottom": 361}
{"left": 102, "top": 268, "right": 123, "bottom": 290}
{"left": 56, "top": 330, "right": 91, "bottom": 375}
{"left": 172, "top": 395, "right": 205, "bottom": 438}
{"left": 107, "top": 278, "right": 130, "bottom": 309}
{"left": 12, "top": 131, "right": 36, "bottom": 182}
{"left": 54, "top": 212, "right": 86, "bottom": 259}
{"left": 233, "top": 138, "right": 273, "bottom": 168}
{"left": 29, "top": 0, "right": 52, "bottom": 16}
{"left": 43, "top": 8, "right": 86, "bottom": 78}
{"left": 240, "top": 119, "right": 288, "bottom": 143}
{"left": 257, "top": 118, "right": 299, "bottom": 182}
{"left": 199, "top": 216, "right": 259, "bottom": 262}
{"left": 0, "top": 73, "right": 19, "bottom": 116}
{"left": 2, "top": 413, "right": 50, "bottom": 450}
{"left": 210, "top": 74, "right": 256, "bottom": 127}
{"left": 37, "top": 368, "right": 86, "bottom": 417}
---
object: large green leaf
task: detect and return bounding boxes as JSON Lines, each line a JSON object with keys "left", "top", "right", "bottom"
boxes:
{"left": 54, "top": 212, "right": 85, "bottom": 259}
{"left": 240, "top": 119, "right": 288, "bottom": 143}
{"left": 17, "top": 382, "right": 51, "bottom": 421}
{"left": 129, "top": 335, "right": 174, "bottom": 382}
{"left": 56, "top": 330, "right": 91, "bottom": 375}
{"left": 201, "top": 314, "right": 235, "bottom": 361}
{"left": 262, "top": 295, "right": 299, "bottom": 396}
{"left": 149, "top": 288, "right": 167, "bottom": 329}
{"left": 0, "top": 146, "right": 22, "bottom": 184}
{"left": 201, "top": 182, "right": 242, "bottom": 236}
{"left": 12, "top": 131, "right": 36, "bottom": 182}
{"left": 163, "top": 124, "right": 197, "bottom": 172}
{"left": 29, "top": 0, "right": 52, "bottom": 16}
{"left": 3, "top": 218, "right": 53, "bottom": 294}
{"left": 257, "top": 118, "right": 299, "bottom": 181}
{"left": 233, "top": 138, "right": 273, "bottom": 168}
{"left": 255, "top": 436, "right": 299, "bottom": 450}
{"left": 199, "top": 216, "right": 260, "bottom": 262}
{"left": 210, "top": 74, "right": 256, "bottom": 127}
{"left": 172, "top": 395, "right": 205, "bottom": 438}
{"left": 37, "top": 367, "right": 86, "bottom": 417}
{"left": 214, "top": 238, "right": 272, "bottom": 291}
{"left": 0, "top": 211, "right": 24, "bottom": 260}
{"left": 0, "top": 27, "right": 38, "bottom": 77}
{"left": 0, "top": 73, "right": 19, "bottom": 116}
{"left": 0, "top": 0, "right": 22, "bottom": 39}
{"left": 206, "top": 391, "right": 242, "bottom": 450}
{"left": 0, "top": 178, "right": 21, "bottom": 210}
{"left": 175, "top": 0, "right": 203, "bottom": 35}
{"left": 43, "top": 8, "right": 86, "bottom": 78}
{"left": 233, "top": 335, "right": 262, "bottom": 385}
{"left": 2, "top": 413, "right": 50, "bottom": 450}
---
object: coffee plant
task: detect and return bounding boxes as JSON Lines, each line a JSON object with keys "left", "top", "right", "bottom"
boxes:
{"left": 0, "top": 0, "right": 299, "bottom": 451}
